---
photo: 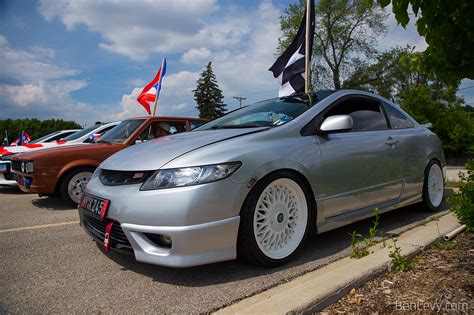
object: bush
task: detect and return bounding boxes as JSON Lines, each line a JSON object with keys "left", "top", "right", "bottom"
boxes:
{"left": 448, "top": 159, "right": 474, "bottom": 232}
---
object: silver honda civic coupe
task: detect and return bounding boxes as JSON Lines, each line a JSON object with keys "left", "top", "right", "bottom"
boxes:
{"left": 78, "top": 90, "right": 446, "bottom": 267}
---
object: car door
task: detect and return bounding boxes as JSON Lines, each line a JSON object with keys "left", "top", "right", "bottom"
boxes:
{"left": 316, "top": 95, "right": 405, "bottom": 219}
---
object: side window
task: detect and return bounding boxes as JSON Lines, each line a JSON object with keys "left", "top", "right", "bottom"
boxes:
{"left": 138, "top": 120, "right": 187, "bottom": 141}
{"left": 47, "top": 133, "right": 72, "bottom": 142}
{"left": 189, "top": 120, "right": 206, "bottom": 130}
{"left": 83, "top": 125, "right": 115, "bottom": 143}
{"left": 384, "top": 103, "right": 414, "bottom": 129}
{"left": 323, "top": 97, "right": 388, "bottom": 132}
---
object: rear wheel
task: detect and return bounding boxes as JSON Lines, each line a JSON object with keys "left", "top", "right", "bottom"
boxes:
{"left": 422, "top": 160, "right": 444, "bottom": 212}
{"left": 60, "top": 167, "right": 95, "bottom": 207}
{"left": 238, "top": 172, "right": 310, "bottom": 267}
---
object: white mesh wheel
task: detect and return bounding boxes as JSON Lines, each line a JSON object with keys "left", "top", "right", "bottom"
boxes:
{"left": 427, "top": 163, "right": 444, "bottom": 207}
{"left": 253, "top": 178, "right": 308, "bottom": 260}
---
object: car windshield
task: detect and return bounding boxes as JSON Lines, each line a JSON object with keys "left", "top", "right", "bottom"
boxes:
{"left": 96, "top": 119, "right": 145, "bottom": 144}
{"left": 195, "top": 94, "right": 327, "bottom": 130}
{"left": 62, "top": 125, "right": 99, "bottom": 141}
{"left": 30, "top": 131, "right": 61, "bottom": 143}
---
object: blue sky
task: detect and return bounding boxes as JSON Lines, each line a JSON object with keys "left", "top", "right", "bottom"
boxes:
{"left": 1, "top": 0, "right": 472, "bottom": 126}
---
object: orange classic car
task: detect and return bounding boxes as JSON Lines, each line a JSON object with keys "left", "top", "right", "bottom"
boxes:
{"left": 12, "top": 116, "right": 207, "bottom": 206}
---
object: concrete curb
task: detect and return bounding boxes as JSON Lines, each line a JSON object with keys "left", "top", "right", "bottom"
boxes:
{"left": 215, "top": 212, "right": 461, "bottom": 314}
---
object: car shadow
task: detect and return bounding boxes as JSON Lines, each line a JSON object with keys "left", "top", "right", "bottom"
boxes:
{"left": 99, "top": 196, "right": 452, "bottom": 288}
{"left": 31, "top": 197, "right": 76, "bottom": 211}
{"left": 0, "top": 186, "right": 23, "bottom": 194}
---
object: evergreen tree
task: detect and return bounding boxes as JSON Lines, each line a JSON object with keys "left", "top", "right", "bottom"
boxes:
{"left": 193, "top": 62, "right": 227, "bottom": 119}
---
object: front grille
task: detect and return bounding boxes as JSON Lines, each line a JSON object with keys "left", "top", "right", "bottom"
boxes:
{"left": 11, "top": 160, "right": 22, "bottom": 172}
{"left": 99, "top": 169, "right": 151, "bottom": 186}
{"left": 4, "top": 172, "right": 15, "bottom": 180}
{"left": 82, "top": 212, "right": 132, "bottom": 252}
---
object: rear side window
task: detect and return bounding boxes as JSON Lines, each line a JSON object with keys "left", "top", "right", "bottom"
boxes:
{"left": 385, "top": 103, "right": 414, "bottom": 129}
{"left": 47, "top": 132, "right": 76, "bottom": 142}
{"left": 323, "top": 97, "right": 388, "bottom": 132}
{"left": 189, "top": 120, "right": 206, "bottom": 130}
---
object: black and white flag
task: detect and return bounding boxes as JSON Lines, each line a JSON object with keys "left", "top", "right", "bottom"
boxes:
{"left": 269, "top": 0, "right": 315, "bottom": 97}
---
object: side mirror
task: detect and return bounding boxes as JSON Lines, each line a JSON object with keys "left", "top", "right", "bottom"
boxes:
{"left": 319, "top": 115, "right": 353, "bottom": 134}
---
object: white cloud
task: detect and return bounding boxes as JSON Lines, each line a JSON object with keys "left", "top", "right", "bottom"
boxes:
{"left": 378, "top": 4, "right": 427, "bottom": 52}
{"left": 0, "top": 35, "right": 101, "bottom": 124}
{"left": 38, "top": 0, "right": 220, "bottom": 61}
{"left": 161, "top": 71, "right": 199, "bottom": 96}
{"left": 208, "top": 1, "right": 281, "bottom": 106}
{"left": 181, "top": 48, "right": 212, "bottom": 64}
{"left": 0, "top": 35, "right": 77, "bottom": 82}
{"left": 0, "top": 80, "right": 85, "bottom": 107}
{"left": 110, "top": 1, "right": 282, "bottom": 119}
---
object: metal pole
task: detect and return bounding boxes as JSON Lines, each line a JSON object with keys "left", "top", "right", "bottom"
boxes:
{"left": 233, "top": 96, "right": 247, "bottom": 108}
{"left": 152, "top": 58, "right": 165, "bottom": 116}
{"left": 305, "top": 0, "right": 311, "bottom": 94}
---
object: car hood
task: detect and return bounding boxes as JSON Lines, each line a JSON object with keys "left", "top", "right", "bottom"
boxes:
{"left": 101, "top": 127, "right": 268, "bottom": 171}
{"left": 0, "top": 141, "right": 76, "bottom": 157}
{"left": 11, "top": 143, "right": 116, "bottom": 161}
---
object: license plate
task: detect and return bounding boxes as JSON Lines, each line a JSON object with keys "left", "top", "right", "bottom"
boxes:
{"left": 80, "top": 193, "right": 110, "bottom": 219}
{"left": 0, "top": 163, "right": 7, "bottom": 173}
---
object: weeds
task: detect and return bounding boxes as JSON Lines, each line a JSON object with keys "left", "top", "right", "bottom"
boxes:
{"left": 434, "top": 238, "right": 457, "bottom": 250}
{"left": 349, "top": 208, "right": 380, "bottom": 259}
{"left": 389, "top": 240, "right": 413, "bottom": 271}
{"left": 433, "top": 238, "right": 443, "bottom": 249}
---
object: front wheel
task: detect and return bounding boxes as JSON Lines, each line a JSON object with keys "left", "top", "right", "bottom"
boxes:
{"left": 60, "top": 167, "right": 95, "bottom": 207}
{"left": 422, "top": 160, "right": 444, "bottom": 212}
{"left": 237, "top": 172, "right": 310, "bottom": 267}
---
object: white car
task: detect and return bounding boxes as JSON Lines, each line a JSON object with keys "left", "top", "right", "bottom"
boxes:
{"left": 0, "top": 122, "right": 119, "bottom": 186}
{"left": 27, "top": 129, "right": 80, "bottom": 144}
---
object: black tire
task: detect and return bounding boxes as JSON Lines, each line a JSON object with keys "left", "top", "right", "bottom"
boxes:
{"left": 422, "top": 160, "right": 444, "bottom": 212}
{"left": 60, "top": 167, "right": 95, "bottom": 207}
{"left": 237, "top": 171, "right": 311, "bottom": 267}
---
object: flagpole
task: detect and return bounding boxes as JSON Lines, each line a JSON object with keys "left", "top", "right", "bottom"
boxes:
{"left": 304, "top": 0, "right": 311, "bottom": 94}
{"left": 152, "top": 58, "right": 165, "bottom": 116}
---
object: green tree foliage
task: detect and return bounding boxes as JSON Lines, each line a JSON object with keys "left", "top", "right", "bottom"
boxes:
{"left": 370, "top": 0, "right": 474, "bottom": 83}
{"left": 193, "top": 61, "right": 227, "bottom": 119}
{"left": 401, "top": 85, "right": 474, "bottom": 155}
{"left": 0, "top": 118, "right": 81, "bottom": 144}
{"left": 448, "top": 159, "right": 474, "bottom": 232}
{"left": 343, "top": 46, "right": 416, "bottom": 101}
{"left": 278, "top": 0, "right": 388, "bottom": 89}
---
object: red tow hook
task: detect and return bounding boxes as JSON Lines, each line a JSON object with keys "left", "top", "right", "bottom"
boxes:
{"left": 103, "top": 221, "right": 114, "bottom": 252}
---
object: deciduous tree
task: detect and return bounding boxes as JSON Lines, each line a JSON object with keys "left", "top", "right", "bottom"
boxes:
{"left": 278, "top": 0, "right": 388, "bottom": 90}
{"left": 371, "top": 0, "right": 474, "bottom": 83}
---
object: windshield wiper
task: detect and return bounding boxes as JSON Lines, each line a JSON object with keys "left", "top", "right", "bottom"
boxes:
{"left": 210, "top": 124, "right": 263, "bottom": 130}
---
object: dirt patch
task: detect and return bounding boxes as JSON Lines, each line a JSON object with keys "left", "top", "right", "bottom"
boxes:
{"left": 323, "top": 232, "right": 473, "bottom": 314}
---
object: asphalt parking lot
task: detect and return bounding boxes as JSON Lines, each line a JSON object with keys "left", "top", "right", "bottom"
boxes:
{"left": 0, "top": 187, "right": 450, "bottom": 314}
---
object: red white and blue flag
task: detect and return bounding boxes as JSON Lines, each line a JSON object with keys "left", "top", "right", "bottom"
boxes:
{"left": 12, "top": 131, "right": 31, "bottom": 146}
{"left": 137, "top": 58, "right": 167, "bottom": 115}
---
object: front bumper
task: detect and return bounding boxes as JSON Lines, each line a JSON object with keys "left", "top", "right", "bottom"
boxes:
{"left": 80, "top": 177, "right": 249, "bottom": 267}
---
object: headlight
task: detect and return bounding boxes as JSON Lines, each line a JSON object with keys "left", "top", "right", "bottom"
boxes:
{"left": 21, "top": 161, "right": 34, "bottom": 173}
{"left": 91, "top": 167, "right": 101, "bottom": 180}
{"left": 25, "top": 161, "right": 34, "bottom": 173}
{"left": 140, "top": 162, "right": 241, "bottom": 190}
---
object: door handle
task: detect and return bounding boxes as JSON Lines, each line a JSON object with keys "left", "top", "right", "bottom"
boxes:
{"left": 385, "top": 137, "right": 399, "bottom": 146}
